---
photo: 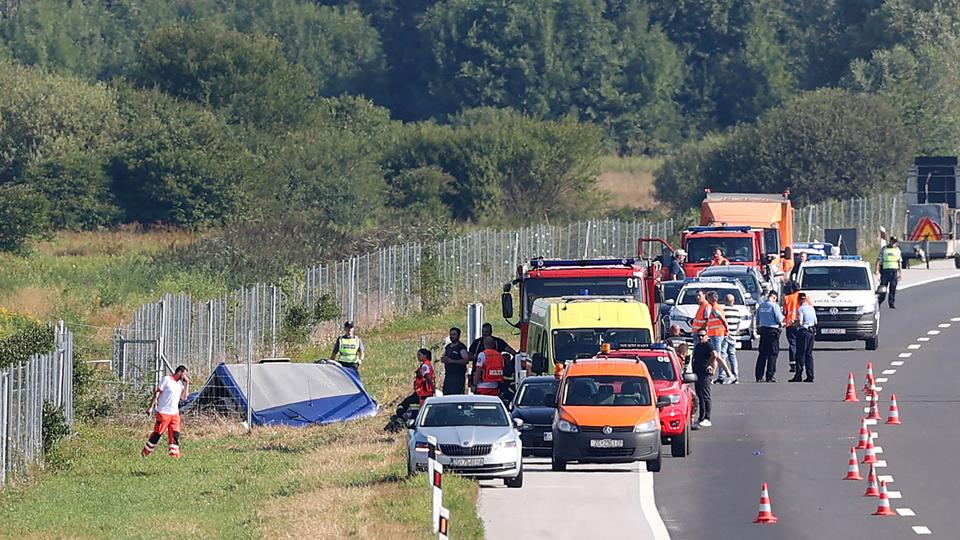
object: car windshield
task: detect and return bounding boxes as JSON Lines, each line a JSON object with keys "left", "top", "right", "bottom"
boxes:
{"left": 420, "top": 402, "right": 510, "bottom": 427}
{"left": 678, "top": 287, "right": 743, "bottom": 305}
{"left": 561, "top": 375, "right": 652, "bottom": 406}
{"left": 638, "top": 355, "right": 677, "bottom": 381}
{"left": 700, "top": 270, "right": 759, "bottom": 295}
{"left": 516, "top": 381, "right": 559, "bottom": 407}
{"left": 522, "top": 277, "right": 643, "bottom": 320}
{"left": 800, "top": 266, "right": 871, "bottom": 291}
{"left": 686, "top": 237, "right": 754, "bottom": 263}
{"left": 553, "top": 329, "right": 652, "bottom": 362}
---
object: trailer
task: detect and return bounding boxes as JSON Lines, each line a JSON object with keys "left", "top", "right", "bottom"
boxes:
{"left": 900, "top": 157, "right": 960, "bottom": 269}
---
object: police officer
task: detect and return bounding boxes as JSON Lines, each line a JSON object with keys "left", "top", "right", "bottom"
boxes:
{"left": 877, "top": 237, "right": 902, "bottom": 309}
{"left": 755, "top": 291, "right": 784, "bottom": 382}
{"left": 331, "top": 321, "right": 365, "bottom": 378}
{"left": 789, "top": 293, "right": 817, "bottom": 383}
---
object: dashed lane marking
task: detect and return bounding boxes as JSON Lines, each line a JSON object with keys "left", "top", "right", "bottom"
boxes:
{"left": 888, "top": 490, "right": 901, "bottom": 499}
{"left": 876, "top": 386, "right": 884, "bottom": 392}
{"left": 913, "top": 525, "right": 932, "bottom": 535}
{"left": 952, "top": 317, "right": 960, "bottom": 322}
{"left": 918, "top": 337, "right": 931, "bottom": 342}
{"left": 897, "top": 508, "right": 915, "bottom": 516}
{"left": 939, "top": 323, "right": 951, "bottom": 328}
{"left": 870, "top": 432, "right": 879, "bottom": 439}
{"left": 879, "top": 475, "right": 894, "bottom": 483}
{"left": 883, "top": 369, "right": 897, "bottom": 374}
{"left": 891, "top": 361, "right": 905, "bottom": 366}
{"left": 899, "top": 352, "right": 913, "bottom": 358}
{"left": 928, "top": 330, "right": 941, "bottom": 335}
{"left": 865, "top": 419, "right": 878, "bottom": 425}
{"left": 876, "top": 377, "right": 889, "bottom": 383}
{"left": 908, "top": 344, "right": 922, "bottom": 349}
{"left": 863, "top": 407, "right": 871, "bottom": 413}
{"left": 874, "top": 460, "right": 888, "bottom": 468}
{"left": 874, "top": 446, "right": 883, "bottom": 454}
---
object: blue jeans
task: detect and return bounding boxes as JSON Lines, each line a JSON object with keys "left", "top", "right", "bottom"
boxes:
{"left": 708, "top": 336, "right": 725, "bottom": 379}
{"left": 723, "top": 336, "right": 738, "bottom": 379}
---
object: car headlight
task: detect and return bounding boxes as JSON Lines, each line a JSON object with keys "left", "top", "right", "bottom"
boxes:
{"left": 493, "top": 440, "right": 518, "bottom": 450}
{"left": 666, "top": 394, "right": 681, "bottom": 404}
{"left": 858, "top": 304, "right": 876, "bottom": 314}
{"left": 634, "top": 419, "right": 658, "bottom": 433}
{"left": 556, "top": 419, "right": 579, "bottom": 433}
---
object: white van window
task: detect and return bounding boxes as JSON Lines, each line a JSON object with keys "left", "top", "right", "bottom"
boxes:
{"left": 800, "top": 266, "right": 870, "bottom": 291}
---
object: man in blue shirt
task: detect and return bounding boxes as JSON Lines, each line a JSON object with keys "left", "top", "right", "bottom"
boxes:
{"left": 790, "top": 293, "right": 818, "bottom": 382}
{"left": 755, "top": 291, "right": 785, "bottom": 383}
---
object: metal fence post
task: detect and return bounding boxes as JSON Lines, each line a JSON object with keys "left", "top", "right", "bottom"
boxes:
{"left": 1, "top": 370, "right": 7, "bottom": 488}
{"left": 270, "top": 285, "right": 278, "bottom": 358}
{"left": 246, "top": 330, "right": 253, "bottom": 432}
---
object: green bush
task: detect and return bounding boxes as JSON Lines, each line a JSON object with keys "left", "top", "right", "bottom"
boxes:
{"left": 0, "top": 308, "right": 54, "bottom": 368}
{"left": 41, "top": 401, "right": 70, "bottom": 456}
{"left": 0, "top": 183, "right": 50, "bottom": 253}
{"left": 312, "top": 293, "right": 341, "bottom": 323}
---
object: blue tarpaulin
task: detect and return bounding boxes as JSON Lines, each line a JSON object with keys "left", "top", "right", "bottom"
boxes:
{"left": 184, "top": 361, "right": 378, "bottom": 427}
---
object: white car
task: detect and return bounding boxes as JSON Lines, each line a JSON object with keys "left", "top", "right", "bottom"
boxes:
{"left": 795, "top": 256, "right": 880, "bottom": 350}
{"left": 666, "top": 278, "right": 757, "bottom": 349}
{"left": 407, "top": 395, "right": 524, "bottom": 487}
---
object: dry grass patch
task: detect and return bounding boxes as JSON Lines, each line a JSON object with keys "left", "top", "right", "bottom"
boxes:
{"left": 0, "top": 285, "right": 59, "bottom": 320}
{"left": 36, "top": 226, "right": 195, "bottom": 258}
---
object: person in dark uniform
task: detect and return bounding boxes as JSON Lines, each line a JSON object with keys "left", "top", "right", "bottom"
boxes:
{"left": 441, "top": 327, "right": 470, "bottom": 395}
{"left": 755, "top": 291, "right": 784, "bottom": 382}
{"left": 789, "top": 293, "right": 818, "bottom": 383}
{"left": 692, "top": 330, "right": 720, "bottom": 427}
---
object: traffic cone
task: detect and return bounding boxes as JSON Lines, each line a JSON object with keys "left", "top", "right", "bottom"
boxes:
{"left": 872, "top": 481, "right": 897, "bottom": 516}
{"left": 855, "top": 418, "right": 870, "bottom": 450}
{"left": 862, "top": 437, "right": 877, "bottom": 464}
{"left": 863, "top": 363, "right": 875, "bottom": 400}
{"left": 863, "top": 464, "right": 880, "bottom": 497}
{"left": 844, "top": 447, "right": 863, "bottom": 480}
{"left": 843, "top": 372, "right": 859, "bottom": 402}
{"left": 866, "top": 362, "right": 875, "bottom": 384}
{"left": 753, "top": 483, "right": 778, "bottom": 524}
{"left": 866, "top": 393, "right": 882, "bottom": 420}
{"left": 885, "top": 394, "right": 902, "bottom": 425}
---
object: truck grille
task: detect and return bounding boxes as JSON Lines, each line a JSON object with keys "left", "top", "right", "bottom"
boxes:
{"left": 815, "top": 306, "right": 862, "bottom": 321}
{"left": 440, "top": 444, "right": 491, "bottom": 456}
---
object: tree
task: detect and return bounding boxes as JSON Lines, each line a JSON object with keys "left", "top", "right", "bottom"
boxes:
{"left": 0, "top": 183, "right": 49, "bottom": 253}
{"left": 134, "top": 24, "right": 316, "bottom": 128}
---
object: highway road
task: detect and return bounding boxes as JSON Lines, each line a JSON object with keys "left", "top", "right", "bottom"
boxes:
{"left": 478, "top": 263, "right": 959, "bottom": 539}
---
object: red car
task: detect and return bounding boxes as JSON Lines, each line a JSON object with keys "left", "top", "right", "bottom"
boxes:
{"left": 595, "top": 344, "right": 697, "bottom": 457}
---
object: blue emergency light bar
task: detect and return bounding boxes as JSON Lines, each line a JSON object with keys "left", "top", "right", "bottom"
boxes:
{"left": 681, "top": 276, "right": 739, "bottom": 284}
{"left": 529, "top": 258, "right": 636, "bottom": 269}
{"left": 793, "top": 242, "right": 833, "bottom": 250}
{"left": 685, "top": 226, "right": 752, "bottom": 233}
{"left": 611, "top": 342, "right": 669, "bottom": 351}
{"left": 807, "top": 255, "right": 861, "bottom": 261}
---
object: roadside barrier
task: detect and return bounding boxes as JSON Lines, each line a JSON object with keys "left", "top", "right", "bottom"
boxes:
{"left": 843, "top": 372, "right": 859, "bottom": 402}
{"left": 753, "top": 483, "right": 778, "bottom": 524}
{"left": 438, "top": 507, "right": 450, "bottom": 540}
{"left": 844, "top": 447, "right": 863, "bottom": 480}
{"left": 885, "top": 395, "right": 901, "bottom": 425}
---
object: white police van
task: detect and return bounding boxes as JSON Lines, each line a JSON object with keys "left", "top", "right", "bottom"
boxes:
{"left": 795, "top": 255, "right": 880, "bottom": 350}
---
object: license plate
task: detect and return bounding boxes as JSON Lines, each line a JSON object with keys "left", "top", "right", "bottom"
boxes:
{"left": 589, "top": 439, "right": 624, "bottom": 448}
{"left": 451, "top": 457, "right": 483, "bottom": 467}
{"left": 543, "top": 432, "right": 553, "bottom": 442}
{"left": 821, "top": 328, "right": 846, "bottom": 334}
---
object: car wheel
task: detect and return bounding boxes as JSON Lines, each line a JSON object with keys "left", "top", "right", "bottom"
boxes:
{"left": 866, "top": 336, "right": 878, "bottom": 351}
{"left": 955, "top": 255, "right": 960, "bottom": 269}
{"left": 646, "top": 450, "right": 663, "bottom": 473}
{"left": 504, "top": 467, "right": 524, "bottom": 488}
{"left": 551, "top": 448, "right": 567, "bottom": 472}
{"left": 671, "top": 422, "right": 690, "bottom": 458}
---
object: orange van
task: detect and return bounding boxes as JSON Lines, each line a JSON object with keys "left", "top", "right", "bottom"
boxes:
{"left": 551, "top": 357, "right": 669, "bottom": 472}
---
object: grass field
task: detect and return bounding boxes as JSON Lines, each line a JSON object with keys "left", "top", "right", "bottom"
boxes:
{"left": 598, "top": 155, "right": 664, "bottom": 211}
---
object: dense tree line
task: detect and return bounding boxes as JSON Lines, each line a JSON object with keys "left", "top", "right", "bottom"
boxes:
{"left": 1, "top": 0, "right": 960, "bottom": 256}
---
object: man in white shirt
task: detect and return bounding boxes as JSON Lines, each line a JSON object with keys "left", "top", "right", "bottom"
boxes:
{"left": 142, "top": 365, "right": 190, "bottom": 459}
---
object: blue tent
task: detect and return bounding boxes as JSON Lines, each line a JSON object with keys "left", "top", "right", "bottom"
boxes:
{"left": 184, "top": 361, "right": 378, "bottom": 426}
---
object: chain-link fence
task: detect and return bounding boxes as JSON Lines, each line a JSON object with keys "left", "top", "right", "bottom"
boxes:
{"left": 793, "top": 192, "right": 905, "bottom": 250}
{"left": 1, "top": 322, "right": 74, "bottom": 488}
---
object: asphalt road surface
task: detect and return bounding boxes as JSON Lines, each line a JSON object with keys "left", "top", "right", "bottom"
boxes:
{"left": 479, "top": 264, "right": 958, "bottom": 539}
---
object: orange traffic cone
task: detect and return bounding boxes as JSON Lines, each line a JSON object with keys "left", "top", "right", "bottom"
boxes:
{"left": 855, "top": 418, "right": 870, "bottom": 450}
{"left": 885, "top": 394, "right": 902, "bottom": 425}
{"left": 862, "top": 437, "right": 877, "bottom": 464}
{"left": 844, "top": 447, "right": 863, "bottom": 480}
{"left": 753, "top": 483, "right": 778, "bottom": 524}
{"left": 863, "top": 464, "right": 879, "bottom": 497}
{"left": 866, "top": 362, "right": 875, "bottom": 383}
{"left": 863, "top": 363, "right": 875, "bottom": 399}
{"left": 873, "top": 481, "right": 897, "bottom": 516}
{"left": 844, "top": 372, "right": 859, "bottom": 402}
{"left": 867, "top": 393, "right": 882, "bottom": 420}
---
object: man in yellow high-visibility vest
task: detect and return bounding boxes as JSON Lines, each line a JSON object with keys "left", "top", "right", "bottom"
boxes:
{"left": 876, "top": 237, "right": 902, "bottom": 309}
{"left": 332, "top": 321, "right": 365, "bottom": 378}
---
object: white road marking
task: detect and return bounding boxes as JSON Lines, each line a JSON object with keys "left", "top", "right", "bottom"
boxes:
{"left": 952, "top": 317, "right": 960, "bottom": 322}
{"left": 883, "top": 369, "right": 897, "bottom": 374}
{"left": 638, "top": 467, "right": 670, "bottom": 540}
{"left": 879, "top": 475, "right": 894, "bottom": 483}
{"left": 876, "top": 377, "right": 889, "bottom": 383}
{"left": 900, "top": 273, "right": 960, "bottom": 290}
{"left": 865, "top": 419, "right": 878, "bottom": 425}
{"left": 870, "top": 432, "right": 879, "bottom": 439}
{"left": 918, "top": 337, "right": 931, "bottom": 342}
{"left": 874, "top": 446, "right": 883, "bottom": 454}
{"left": 875, "top": 386, "right": 884, "bottom": 392}
{"left": 891, "top": 361, "right": 905, "bottom": 366}
{"left": 908, "top": 344, "right": 922, "bottom": 349}
{"left": 888, "top": 490, "right": 902, "bottom": 499}
{"left": 939, "top": 323, "right": 951, "bottom": 328}
{"left": 897, "top": 508, "right": 915, "bottom": 516}
{"left": 899, "top": 352, "right": 913, "bottom": 358}
{"left": 863, "top": 407, "right": 871, "bottom": 414}
{"left": 928, "top": 330, "right": 940, "bottom": 335}
{"left": 874, "top": 460, "right": 888, "bottom": 468}
{"left": 913, "top": 525, "right": 932, "bottom": 535}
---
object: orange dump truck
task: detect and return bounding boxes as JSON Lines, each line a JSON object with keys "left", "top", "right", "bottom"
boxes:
{"left": 699, "top": 190, "right": 794, "bottom": 260}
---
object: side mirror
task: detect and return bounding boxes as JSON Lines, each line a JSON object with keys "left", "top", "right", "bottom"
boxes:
{"left": 682, "top": 372, "right": 698, "bottom": 384}
{"left": 656, "top": 395, "right": 672, "bottom": 408}
{"left": 543, "top": 393, "right": 557, "bottom": 407}
{"left": 665, "top": 299, "right": 676, "bottom": 306}
{"left": 531, "top": 353, "right": 548, "bottom": 375}
{"left": 501, "top": 292, "right": 514, "bottom": 319}
{"left": 513, "top": 417, "right": 524, "bottom": 429}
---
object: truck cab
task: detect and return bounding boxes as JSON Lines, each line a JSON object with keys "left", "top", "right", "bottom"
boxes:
{"left": 796, "top": 256, "right": 880, "bottom": 350}
{"left": 680, "top": 226, "right": 765, "bottom": 277}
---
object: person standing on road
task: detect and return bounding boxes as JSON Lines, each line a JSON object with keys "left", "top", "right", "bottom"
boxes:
{"left": 755, "top": 291, "right": 784, "bottom": 382}
{"left": 142, "top": 365, "right": 189, "bottom": 459}
{"left": 441, "top": 327, "right": 470, "bottom": 395}
{"left": 692, "top": 291, "right": 734, "bottom": 379}
{"left": 692, "top": 331, "right": 719, "bottom": 427}
{"left": 782, "top": 282, "right": 800, "bottom": 373}
{"left": 719, "top": 293, "right": 740, "bottom": 384}
{"left": 331, "top": 321, "right": 365, "bottom": 378}
{"left": 790, "top": 293, "right": 818, "bottom": 383}
{"left": 876, "top": 237, "right": 902, "bottom": 309}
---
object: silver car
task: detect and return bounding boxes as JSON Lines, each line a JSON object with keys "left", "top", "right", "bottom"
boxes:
{"left": 407, "top": 395, "right": 524, "bottom": 488}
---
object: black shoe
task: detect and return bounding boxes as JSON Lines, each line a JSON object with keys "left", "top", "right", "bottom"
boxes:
{"left": 788, "top": 376, "right": 803, "bottom": 382}
{"left": 889, "top": 305, "right": 896, "bottom": 309}
{"left": 766, "top": 377, "right": 778, "bottom": 383}
{"left": 756, "top": 378, "right": 763, "bottom": 383}
{"left": 789, "top": 365, "right": 796, "bottom": 372}
{"left": 804, "top": 378, "right": 814, "bottom": 383}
